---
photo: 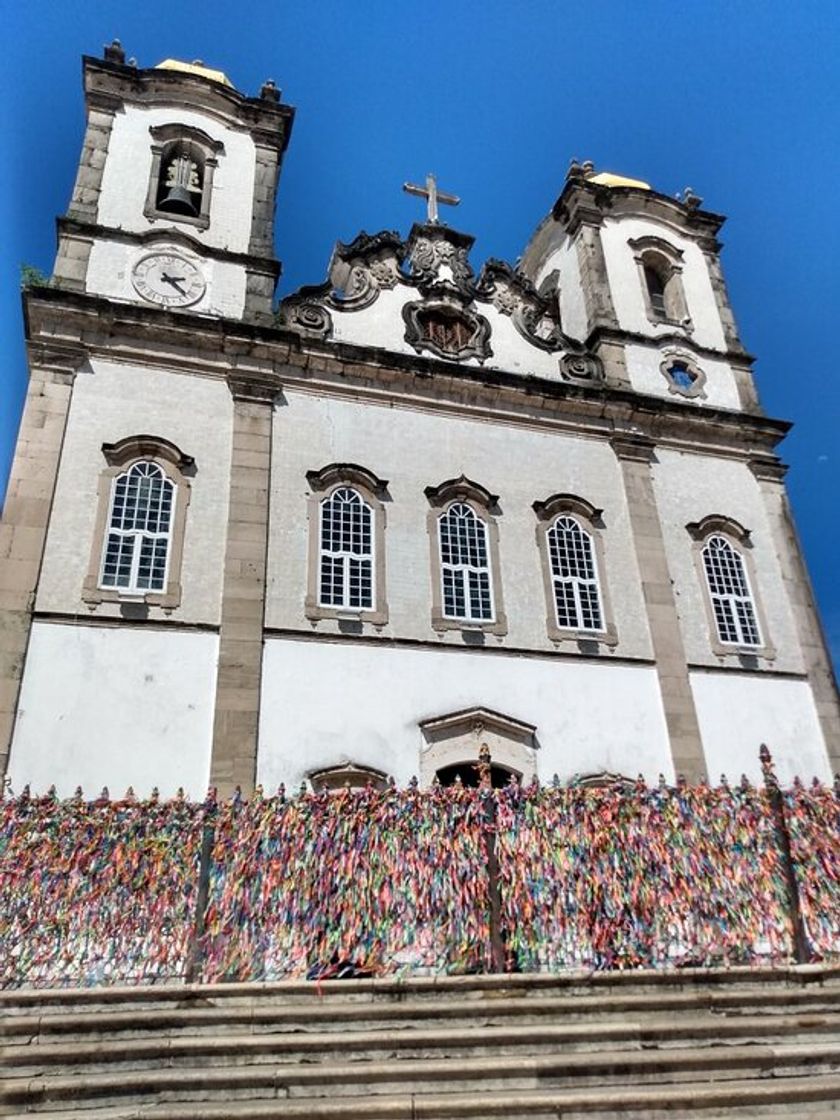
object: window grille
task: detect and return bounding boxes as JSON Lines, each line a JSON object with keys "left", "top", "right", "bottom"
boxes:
{"left": 319, "top": 487, "right": 374, "bottom": 609}
{"left": 100, "top": 462, "right": 174, "bottom": 593}
{"left": 547, "top": 515, "right": 603, "bottom": 631}
{"left": 702, "top": 535, "right": 761, "bottom": 646}
{"left": 419, "top": 312, "right": 473, "bottom": 354}
{"left": 439, "top": 502, "right": 493, "bottom": 621}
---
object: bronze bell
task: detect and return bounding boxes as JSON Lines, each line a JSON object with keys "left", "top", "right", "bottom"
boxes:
{"left": 158, "top": 151, "right": 201, "bottom": 217}
{"left": 158, "top": 184, "right": 199, "bottom": 217}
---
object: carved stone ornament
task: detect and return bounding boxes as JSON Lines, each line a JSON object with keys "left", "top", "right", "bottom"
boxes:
{"left": 478, "top": 259, "right": 565, "bottom": 352}
{"left": 327, "top": 230, "right": 406, "bottom": 312}
{"left": 408, "top": 230, "right": 476, "bottom": 300}
{"left": 559, "top": 352, "right": 604, "bottom": 383}
{"left": 277, "top": 297, "right": 333, "bottom": 339}
{"left": 403, "top": 300, "right": 492, "bottom": 363}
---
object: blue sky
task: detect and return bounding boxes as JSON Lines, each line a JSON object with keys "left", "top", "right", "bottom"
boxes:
{"left": 2, "top": 0, "right": 839, "bottom": 667}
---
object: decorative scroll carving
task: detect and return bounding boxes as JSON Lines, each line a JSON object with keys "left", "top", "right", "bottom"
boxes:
{"left": 477, "top": 259, "right": 565, "bottom": 352}
{"left": 559, "top": 352, "right": 604, "bottom": 383}
{"left": 409, "top": 234, "right": 476, "bottom": 299}
{"left": 277, "top": 294, "right": 334, "bottom": 339}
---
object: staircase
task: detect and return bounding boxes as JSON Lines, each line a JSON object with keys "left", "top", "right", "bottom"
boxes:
{"left": 3, "top": 965, "right": 840, "bottom": 1118}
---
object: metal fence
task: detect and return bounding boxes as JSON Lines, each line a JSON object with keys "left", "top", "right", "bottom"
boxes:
{"left": 1, "top": 747, "right": 837, "bottom": 988}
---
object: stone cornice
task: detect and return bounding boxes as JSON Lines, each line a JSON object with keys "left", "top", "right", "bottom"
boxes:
{"left": 82, "top": 57, "right": 295, "bottom": 151}
{"left": 553, "top": 180, "right": 725, "bottom": 241}
{"left": 55, "top": 217, "right": 281, "bottom": 277}
{"left": 22, "top": 288, "right": 792, "bottom": 459}
{"left": 585, "top": 325, "right": 756, "bottom": 368}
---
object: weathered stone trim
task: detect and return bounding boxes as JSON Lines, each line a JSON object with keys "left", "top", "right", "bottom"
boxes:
{"left": 80, "top": 435, "right": 194, "bottom": 611}
{"left": 611, "top": 434, "right": 706, "bottom": 781}
{"left": 425, "top": 477, "right": 507, "bottom": 638}
{"left": 65, "top": 107, "right": 116, "bottom": 225}
{"left": 685, "top": 514, "right": 776, "bottom": 662}
{"left": 532, "top": 493, "right": 618, "bottom": 648}
{"left": 574, "top": 225, "right": 619, "bottom": 332}
{"left": 749, "top": 456, "right": 840, "bottom": 771}
{"left": 702, "top": 242, "right": 745, "bottom": 354}
{"left": 0, "top": 353, "right": 79, "bottom": 783}
{"left": 209, "top": 375, "right": 278, "bottom": 796}
{"left": 304, "top": 463, "right": 389, "bottom": 627}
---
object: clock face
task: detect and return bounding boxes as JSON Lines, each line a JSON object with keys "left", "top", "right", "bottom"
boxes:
{"left": 131, "top": 252, "right": 206, "bottom": 307}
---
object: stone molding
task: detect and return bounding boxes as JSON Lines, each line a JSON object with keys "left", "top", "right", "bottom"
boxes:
{"left": 532, "top": 493, "right": 618, "bottom": 648}
{"left": 425, "top": 477, "right": 507, "bottom": 638}
{"left": 419, "top": 705, "right": 538, "bottom": 787}
{"left": 685, "top": 516, "right": 776, "bottom": 664}
{"left": 304, "top": 463, "right": 390, "bottom": 628}
{"left": 81, "top": 436, "right": 193, "bottom": 611}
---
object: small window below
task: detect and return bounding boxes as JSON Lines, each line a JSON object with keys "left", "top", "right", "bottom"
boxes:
{"left": 436, "top": 761, "right": 517, "bottom": 789}
{"left": 660, "top": 351, "right": 707, "bottom": 399}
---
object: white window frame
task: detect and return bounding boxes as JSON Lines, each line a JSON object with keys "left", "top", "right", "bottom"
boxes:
{"left": 547, "top": 514, "right": 605, "bottom": 634}
{"left": 99, "top": 461, "right": 176, "bottom": 596}
{"left": 317, "top": 486, "right": 375, "bottom": 612}
{"left": 438, "top": 501, "right": 495, "bottom": 624}
{"left": 702, "top": 534, "right": 761, "bottom": 648}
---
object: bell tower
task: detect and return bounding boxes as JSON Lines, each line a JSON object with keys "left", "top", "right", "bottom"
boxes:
{"left": 52, "top": 40, "right": 294, "bottom": 322}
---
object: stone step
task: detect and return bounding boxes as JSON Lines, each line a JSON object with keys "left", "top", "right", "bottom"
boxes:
{"left": 4, "top": 1072, "right": 840, "bottom": 1119}
{"left": 2, "top": 963, "right": 837, "bottom": 1015}
{"left": 6, "top": 986, "right": 840, "bottom": 1045}
{"left": 4, "top": 1021, "right": 840, "bottom": 1079}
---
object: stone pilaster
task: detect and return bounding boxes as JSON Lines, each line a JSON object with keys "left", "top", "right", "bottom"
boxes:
{"left": 0, "top": 346, "right": 79, "bottom": 783}
{"left": 209, "top": 375, "right": 277, "bottom": 796}
{"left": 612, "top": 434, "right": 706, "bottom": 781}
{"left": 750, "top": 455, "right": 840, "bottom": 772}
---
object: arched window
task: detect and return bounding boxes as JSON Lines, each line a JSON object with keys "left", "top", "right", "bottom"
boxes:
{"left": 533, "top": 493, "right": 617, "bottom": 645}
{"left": 630, "top": 237, "right": 691, "bottom": 329}
{"left": 702, "top": 535, "right": 760, "bottom": 647}
{"left": 546, "top": 515, "right": 603, "bottom": 632}
{"left": 101, "top": 462, "right": 174, "bottom": 593}
{"left": 438, "top": 502, "right": 493, "bottom": 622}
{"left": 319, "top": 487, "right": 374, "bottom": 610}
{"left": 144, "top": 124, "right": 224, "bottom": 231}
{"left": 425, "top": 476, "right": 506, "bottom": 635}
{"left": 83, "top": 436, "right": 194, "bottom": 610}
{"left": 305, "top": 464, "right": 389, "bottom": 625}
{"left": 687, "top": 515, "right": 773, "bottom": 658}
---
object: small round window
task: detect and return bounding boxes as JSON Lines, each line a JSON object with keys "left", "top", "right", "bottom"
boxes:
{"left": 661, "top": 355, "right": 706, "bottom": 398}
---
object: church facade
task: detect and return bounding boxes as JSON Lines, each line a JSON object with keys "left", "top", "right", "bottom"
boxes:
{"left": 1, "top": 44, "right": 837, "bottom": 800}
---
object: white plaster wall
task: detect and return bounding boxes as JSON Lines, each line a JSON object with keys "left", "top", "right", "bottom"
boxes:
{"left": 8, "top": 623, "right": 217, "bottom": 798}
{"left": 37, "top": 359, "right": 232, "bottom": 625}
{"left": 86, "top": 238, "right": 247, "bottom": 320}
{"left": 96, "top": 105, "right": 256, "bottom": 253}
{"left": 651, "top": 449, "right": 803, "bottom": 673}
{"left": 553, "top": 239, "right": 588, "bottom": 344}
{"left": 600, "top": 217, "right": 727, "bottom": 351}
{"left": 258, "top": 639, "right": 673, "bottom": 789}
{"left": 267, "top": 390, "right": 653, "bottom": 658}
{"left": 328, "top": 288, "right": 564, "bottom": 380}
{"left": 624, "top": 344, "right": 742, "bottom": 411}
{"left": 691, "top": 671, "right": 830, "bottom": 785}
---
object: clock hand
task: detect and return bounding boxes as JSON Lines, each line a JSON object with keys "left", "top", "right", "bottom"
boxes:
{"left": 160, "top": 272, "right": 187, "bottom": 294}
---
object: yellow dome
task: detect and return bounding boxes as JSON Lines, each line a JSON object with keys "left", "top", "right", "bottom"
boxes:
{"left": 587, "top": 171, "right": 651, "bottom": 190}
{"left": 155, "top": 59, "right": 233, "bottom": 88}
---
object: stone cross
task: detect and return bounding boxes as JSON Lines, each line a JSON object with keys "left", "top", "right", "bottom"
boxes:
{"left": 403, "top": 173, "right": 460, "bottom": 224}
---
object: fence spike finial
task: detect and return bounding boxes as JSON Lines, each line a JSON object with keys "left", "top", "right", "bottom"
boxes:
{"left": 277, "top": 783, "right": 286, "bottom": 803}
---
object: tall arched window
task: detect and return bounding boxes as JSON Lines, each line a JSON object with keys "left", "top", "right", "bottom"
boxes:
{"left": 630, "top": 237, "right": 691, "bottom": 330}
{"left": 101, "top": 462, "right": 174, "bottom": 593}
{"left": 533, "top": 493, "right": 617, "bottom": 646}
{"left": 547, "top": 515, "right": 603, "bottom": 632}
{"left": 425, "top": 476, "right": 507, "bottom": 635}
{"left": 439, "top": 502, "right": 493, "bottom": 622}
{"left": 702, "top": 535, "right": 760, "bottom": 647}
{"left": 305, "top": 464, "right": 389, "bottom": 625}
{"left": 83, "top": 435, "right": 194, "bottom": 610}
{"left": 319, "top": 487, "right": 374, "bottom": 610}
{"left": 687, "top": 515, "right": 772, "bottom": 659}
